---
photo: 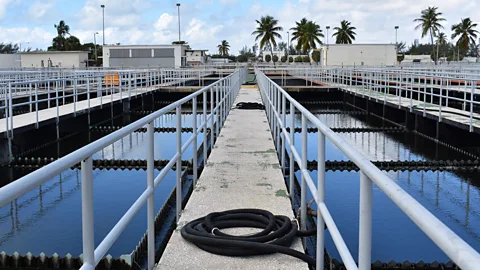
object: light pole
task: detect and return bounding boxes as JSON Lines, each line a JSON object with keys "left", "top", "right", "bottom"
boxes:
{"left": 94, "top": 32, "right": 99, "bottom": 64}
{"left": 395, "top": 26, "right": 399, "bottom": 64}
{"left": 326, "top": 26, "right": 330, "bottom": 45}
{"left": 287, "top": 31, "right": 290, "bottom": 56}
{"left": 101, "top": 4, "right": 105, "bottom": 45}
{"left": 176, "top": 3, "right": 181, "bottom": 42}
{"left": 19, "top": 42, "right": 30, "bottom": 53}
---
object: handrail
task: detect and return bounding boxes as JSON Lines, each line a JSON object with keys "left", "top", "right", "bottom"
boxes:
{"left": 0, "top": 67, "right": 247, "bottom": 270}
{"left": 255, "top": 68, "right": 480, "bottom": 270}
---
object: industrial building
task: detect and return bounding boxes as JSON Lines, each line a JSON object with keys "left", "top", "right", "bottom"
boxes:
{"left": 0, "top": 54, "right": 20, "bottom": 68}
{"left": 186, "top": 49, "right": 208, "bottom": 66}
{"left": 102, "top": 44, "right": 188, "bottom": 68}
{"left": 314, "top": 44, "right": 397, "bottom": 66}
{"left": 20, "top": 51, "right": 89, "bottom": 68}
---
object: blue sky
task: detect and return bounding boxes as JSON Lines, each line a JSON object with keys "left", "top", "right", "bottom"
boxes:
{"left": 0, "top": 0, "right": 477, "bottom": 54}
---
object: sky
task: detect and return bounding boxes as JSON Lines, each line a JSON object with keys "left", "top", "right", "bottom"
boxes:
{"left": 0, "top": 0, "right": 477, "bottom": 54}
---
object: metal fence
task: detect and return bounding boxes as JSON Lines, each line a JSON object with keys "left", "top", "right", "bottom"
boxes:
{"left": 262, "top": 66, "right": 480, "bottom": 132}
{"left": 255, "top": 68, "right": 480, "bottom": 270}
{"left": 0, "top": 67, "right": 246, "bottom": 270}
{"left": 1, "top": 69, "right": 220, "bottom": 136}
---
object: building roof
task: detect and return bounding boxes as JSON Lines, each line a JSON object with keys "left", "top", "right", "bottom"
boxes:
{"left": 21, "top": 51, "right": 88, "bottom": 54}
{"left": 103, "top": 44, "right": 186, "bottom": 48}
{"left": 186, "top": 49, "right": 208, "bottom": 52}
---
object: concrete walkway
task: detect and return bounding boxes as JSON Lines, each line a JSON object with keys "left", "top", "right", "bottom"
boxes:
{"left": 157, "top": 87, "right": 307, "bottom": 269}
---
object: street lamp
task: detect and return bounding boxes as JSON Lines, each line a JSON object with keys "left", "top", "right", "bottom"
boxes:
{"left": 176, "top": 3, "right": 181, "bottom": 42}
{"left": 94, "top": 32, "right": 99, "bottom": 64}
{"left": 326, "top": 26, "right": 330, "bottom": 45}
{"left": 101, "top": 4, "right": 105, "bottom": 45}
{"left": 287, "top": 31, "right": 290, "bottom": 56}
{"left": 395, "top": 26, "right": 399, "bottom": 64}
{"left": 19, "top": 41, "right": 30, "bottom": 53}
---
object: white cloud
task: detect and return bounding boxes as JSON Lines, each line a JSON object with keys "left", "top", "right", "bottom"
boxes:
{"left": 28, "top": 0, "right": 55, "bottom": 21}
{"left": 0, "top": 0, "right": 11, "bottom": 19}
{"left": 0, "top": 27, "right": 54, "bottom": 49}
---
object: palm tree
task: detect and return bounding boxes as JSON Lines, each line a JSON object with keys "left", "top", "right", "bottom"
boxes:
{"left": 217, "top": 40, "right": 230, "bottom": 56}
{"left": 332, "top": 20, "right": 356, "bottom": 44}
{"left": 290, "top": 18, "right": 308, "bottom": 51}
{"left": 451, "top": 18, "right": 479, "bottom": 54}
{"left": 54, "top": 20, "right": 70, "bottom": 38}
{"left": 291, "top": 19, "right": 324, "bottom": 53}
{"left": 435, "top": 32, "right": 448, "bottom": 61}
{"left": 413, "top": 6, "right": 446, "bottom": 64}
{"left": 252, "top": 15, "right": 283, "bottom": 66}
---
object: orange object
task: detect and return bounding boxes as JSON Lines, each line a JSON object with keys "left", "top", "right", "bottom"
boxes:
{"left": 104, "top": 72, "right": 119, "bottom": 86}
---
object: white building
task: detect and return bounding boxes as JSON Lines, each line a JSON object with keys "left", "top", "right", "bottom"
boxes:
{"left": 102, "top": 44, "right": 187, "bottom": 68}
{"left": 186, "top": 49, "right": 208, "bottom": 66}
{"left": 20, "top": 51, "right": 89, "bottom": 68}
{"left": 314, "top": 44, "right": 397, "bottom": 66}
{"left": 402, "top": 55, "right": 434, "bottom": 64}
{"left": 208, "top": 58, "right": 232, "bottom": 65}
{"left": 261, "top": 50, "right": 285, "bottom": 62}
{"left": 0, "top": 54, "right": 21, "bottom": 68}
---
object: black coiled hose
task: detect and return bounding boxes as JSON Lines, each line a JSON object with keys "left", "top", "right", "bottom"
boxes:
{"left": 180, "top": 209, "right": 317, "bottom": 266}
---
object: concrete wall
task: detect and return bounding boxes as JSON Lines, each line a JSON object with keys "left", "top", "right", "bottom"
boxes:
{"left": 320, "top": 44, "right": 397, "bottom": 66}
{"left": 109, "top": 58, "right": 175, "bottom": 68}
{"left": 0, "top": 54, "right": 21, "bottom": 68}
{"left": 262, "top": 50, "right": 285, "bottom": 62}
{"left": 103, "top": 45, "right": 184, "bottom": 68}
{"left": 20, "top": 52, "right": 88, "bottom": 68}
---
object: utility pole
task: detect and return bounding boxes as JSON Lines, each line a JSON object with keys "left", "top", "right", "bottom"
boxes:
{"left": 101, "top": 5, "right": 105, "bottom": 45}
{"left": 176, "top": 3, "right": 181, "bottom": 42}
{"left": 395, "top": 26, "right": 399, "bottom": 64}
{"left": 94, "top": 32, "right": 99, "bottom": 64}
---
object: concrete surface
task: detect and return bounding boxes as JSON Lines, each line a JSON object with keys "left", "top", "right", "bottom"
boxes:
{"left": 157, "top": 87, "right": 307, "bottom": 269}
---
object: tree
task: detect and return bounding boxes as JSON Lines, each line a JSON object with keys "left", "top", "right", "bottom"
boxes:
{"left": 451, "top": 18, "right": 478, "bottom": 55}
{"left": 252, "top": 43, "right": 259, "bottom": 56}
{"left": 294, "top": 56, "right": 302, "bottom": 63}
{"left": 278, "top": 41, "right": 288, "bottom": 55}
{"left": 290, "top": 18, "right": 324, "bottom": 53}
{"left": 252, "top": 15, "right": 283, "bottom": 67}
{"left": 65, "top": 36, "right": 82, "bottom": 51}
{"left": 396, "top": 41, "right": 407, "bottom": 53}
{"left": 272, "top": 55, "right": 279, "bottom": 63}
{"left": 311, "top": 50, "right": 320, "bottom": 64}
{"left": 333, "top": 20, "right": 357, "bottom": 44}
{"left": 289, "top": 56, "right": 294, "bottom": 63}
{"left": 0, "top": 43, "right": 19, "bottom": 54}
{"left": 265, "top": 54, "right": 272, "bottom": 62}
{"left": 217, "top": 40, "right": 230, "bottom": 56}
{"left": 413, "top": 6, "right": 446, "bottom": 64}
{"left": 238, "top": 45, "right": 256, "bottom": 62}
{"left": 302, "top": 55, "right": 310, "bottom": 63}
{"left": 281, "top": 56, "right": 287, "bottom": 62}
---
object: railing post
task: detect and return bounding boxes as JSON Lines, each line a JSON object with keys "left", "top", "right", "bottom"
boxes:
{"left": 203, "top": 91, "right": 208, "bottom": 166}
{"left": 289, "top": 102, "right": 295, "bottom": 199}
{"left": 210, "top": 87, "right": 214, "bottom": 147}
{"left": 317, "top": 132, "right": 325, "bottom": 270}
{"left": 35, "top": 83, "right": 39, "bottom": 129}
{"left": 146, "top": 121, "right": 155, "bottom": 270}
{"left": 470, "top": 80, "right": 475, "bottom": 132}
{"left": 193, "top": 96, "right": 198, "bottom": 185}
{"left": 358, "top": 171, "right": 372, "bottom": 270}
{"left": 176, "top": 105, "right": 182, "bottom": 223}
{"left": 301, "top": 114, "right": 307, "bottom": 244}
{"left": 215, "top": 84, "right": 219, "bottom": 137}
{"left": 281, "top": 94, "right": 286, "bottom": 174}
{"left": 81, "top": 156, "right": 95, "bottom": 269}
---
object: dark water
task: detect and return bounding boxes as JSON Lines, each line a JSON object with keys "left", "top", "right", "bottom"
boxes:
{"left": 295, "top": 170, "right": 480, "bottom": 262}
{"left": 1, "top": 101, "right": 479, "bottom": 263}
{"left": 287, "top": 109, "right": 480, "bottom": 262}
{"left": 0, "top": 111, "right": 210, "bottom": 257}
